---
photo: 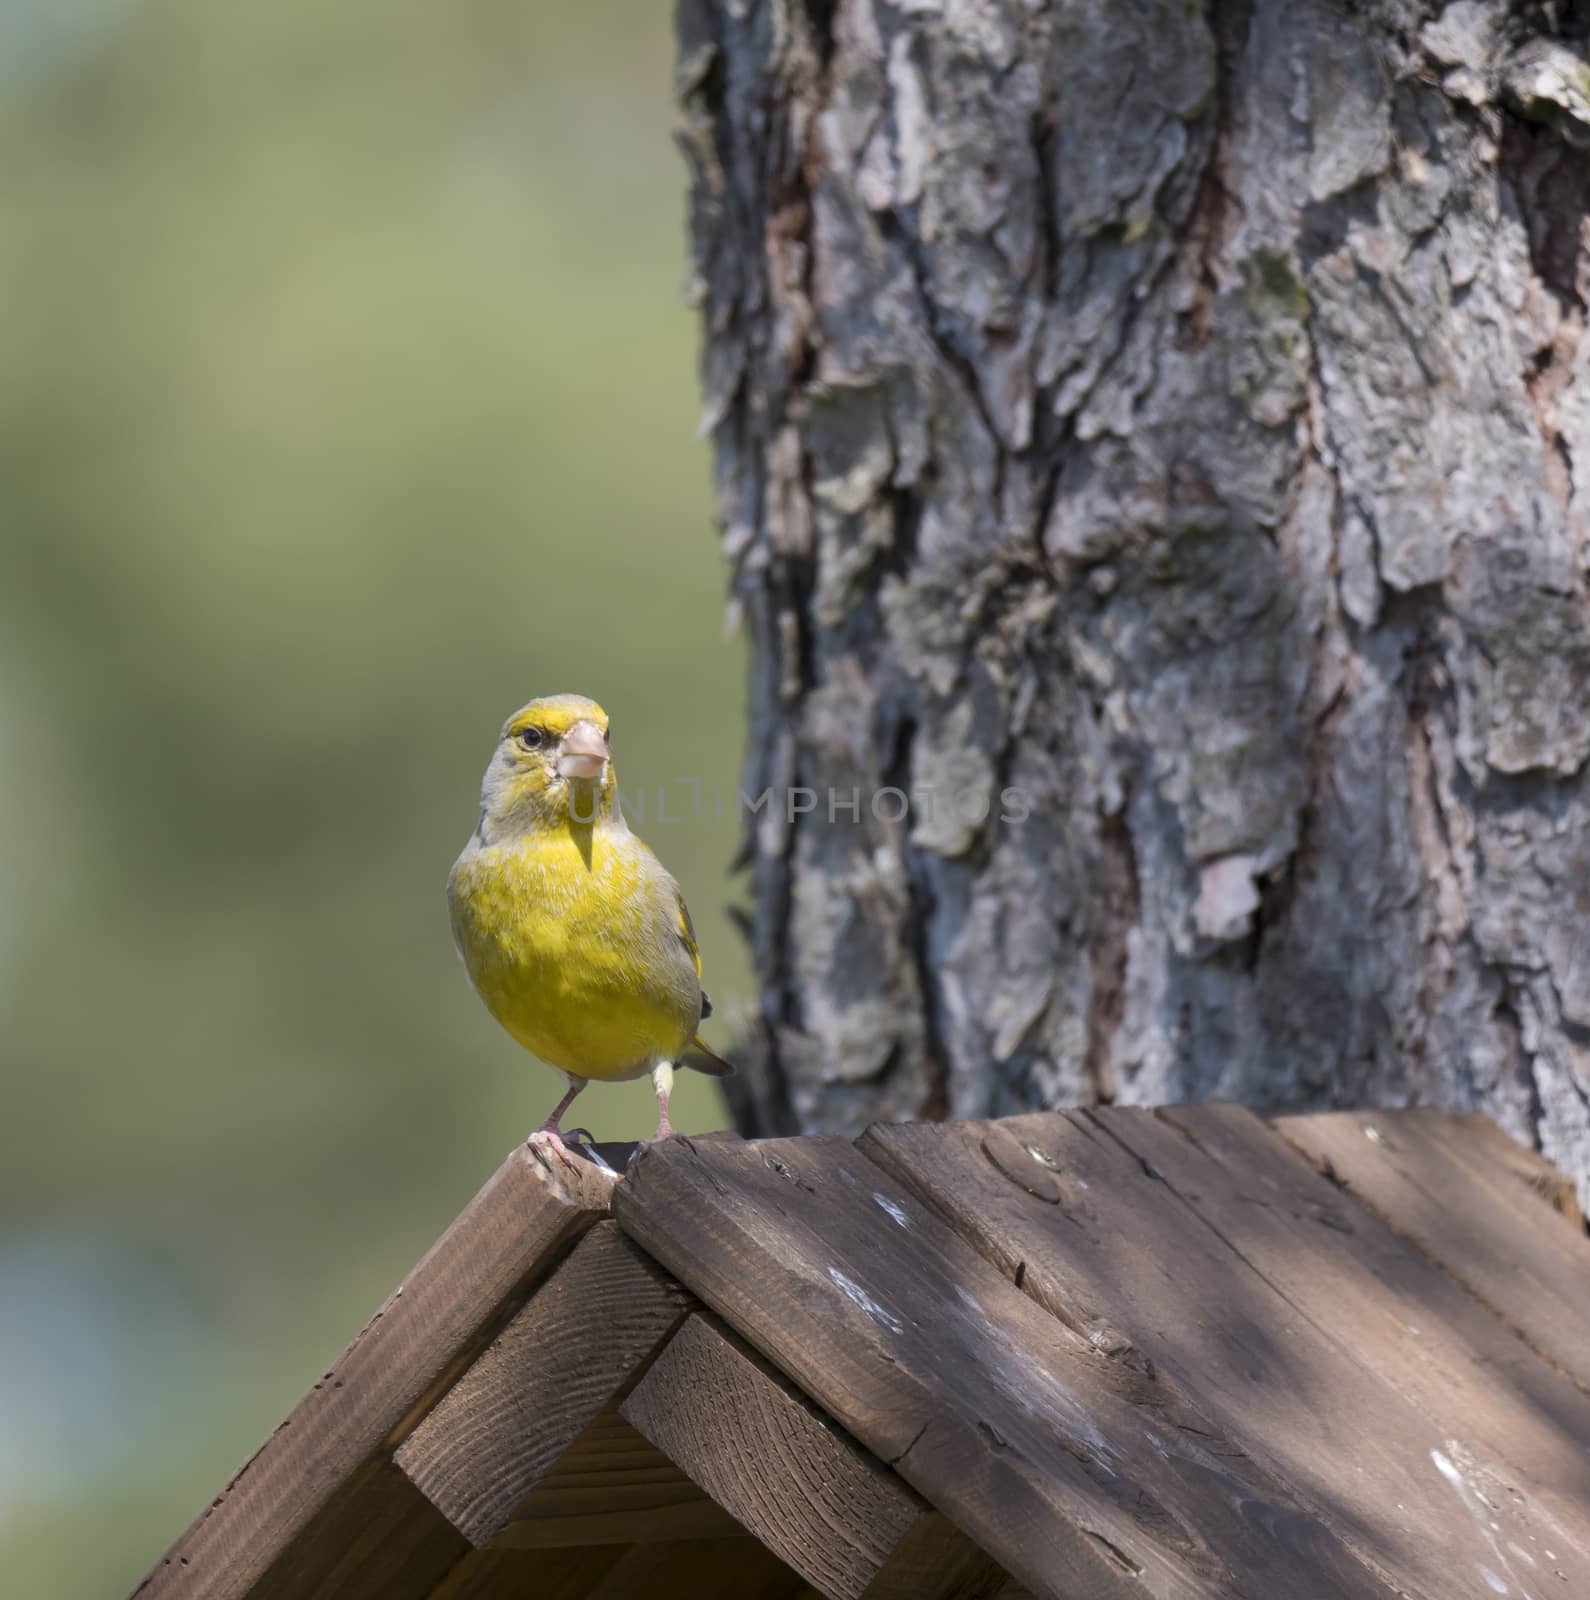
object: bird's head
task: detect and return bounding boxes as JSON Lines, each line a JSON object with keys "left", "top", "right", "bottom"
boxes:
{"left": 479, "top": 693, "right": 618, "bottom": 836}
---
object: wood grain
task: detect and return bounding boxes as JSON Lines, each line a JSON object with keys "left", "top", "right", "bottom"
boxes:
{"left": 623, "top": 1313, "right": 1002, "bottom": 1600}
{"left": 492, "top": 1404, "right": 747, "bottom": 1548}
{"left": 583, "top": 1536, "right": 819, "bottom": 1600}
{"left": 1138, "top": 1106, "right": 1590, "bottom": 1540}
{"left": 1424, "top": 1112, "right": 1586, "bottom": 1227}
{"left": 855, "top": 1512, "right": 1012, "bottom": 1600}
{"left": 426, "top": 1545, "right": 624, "bottom": 1600}
{"left": 1276, "top": 1107, "right": 1590, "bottom": 1392}
{"left": 437, "top": 1538, "right": 816, "bottom": 1599}
{"left": 243, "top": 1461, "right": 465, "bottom": 1600}
{"left": 134, "top": 1147, "right": 616, "bottom": 1600}
{"left": 863, "top": 1108, "right": 1590, "bottom": 1600}
{"left": 613, "top": 1133, "right": 1387, "bottom": 1600}
{"left": 395, "top": 1221, "right": 690, "bottom": 1545}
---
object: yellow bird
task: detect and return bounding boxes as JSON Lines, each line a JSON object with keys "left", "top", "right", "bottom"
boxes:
{"left": 447, "top": 694, "right": 731, "bottom": 1167}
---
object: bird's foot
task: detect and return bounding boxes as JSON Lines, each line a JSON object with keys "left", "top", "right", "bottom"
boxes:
{"left": 526, "top": 1127, "right": 583, "bottom": 1174}
{"left": 625, "top": 1121, "right": 678, "bottom": 1173}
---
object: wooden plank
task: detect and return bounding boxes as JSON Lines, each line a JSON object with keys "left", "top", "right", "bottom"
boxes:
{"left": 1276, "top": 1108, "right": 1590, "bottom": 1391}
{"left": 862, "top": 1110, "right": 1590, "bottom": 1600}
{"left": 133, "top": 1148, "right": 617, "bottom": 1600}
{"left": 855, "top": 1512, "right": 1014, "bottom": 1600}
{"left": 613, "top": 1134, "right": 1387, "bottom": 1600}
{"left": 1138, "top": 1106, "right": 1590, "bottom": 1547}
{"left": 395, "top": 1222, "right": 691, "bottom": 1545}
{"left": 1290, "top": 1109, "right": 1585, "bottom": 1237}
{"left": 426, "top": 1545, "right": 624, "bottom": 1600}
{"left": 247, "top": 1462, "right": 465, "bottom": 1600}
{"left": 491, "top": 1405, "right": 747, "bottom": 1548}
{"left": 584, "top": 1537, "right": 818, "bottom": 1600}
{"left": 1426, "top": 1111, "right": 1585, "bottom": 1227}
{"left": 620, "top": 1313, "right": 917, "bottom": 1596}
{"left": 622, "top": 1314, "right": 1006, "bottom": 1600}
{"left": 432, "top": 1539, "right": 820, "bottom": 1600}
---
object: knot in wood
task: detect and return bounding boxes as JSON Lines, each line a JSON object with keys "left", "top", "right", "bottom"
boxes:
{"left": 979, "top": 1126, "right": 1063, "bottom": 1202}
{"left": 1086, "top": 1322, "right": 1156, "bottom": 1381}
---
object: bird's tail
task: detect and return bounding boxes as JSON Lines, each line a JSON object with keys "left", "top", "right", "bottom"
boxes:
{"left": 681, "top": 1035, "right": 735, "bottom": 1077}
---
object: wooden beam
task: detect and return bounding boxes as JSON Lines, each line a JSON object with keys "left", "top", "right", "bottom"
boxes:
{"left": 622, "top": 1314, "right": 1007, "bottom": 1600}
{"left": 854, "top": 1510, "right": 1014, "bottom": 1600}
{"left": 235, "top": 1461, "right": 465, "bottom": 1600}
{"left": 489, "top": 1405, "right": 747, "bottom": 1549}
{"left": 1276, "top": 1110, "right": 1590, "bottom": 1389}
{"left": 395, "top": 1222, "right": 691, "bottom": 1546}
{"left": 426, "top": 1546, "right": 625, "bottom": 1600}
{"left": 583, "top": 1536, "right": 820, "bottom": 1600}
{"left": 438, "top": 1538, "right": 822, "bottom": 1600}
{"left": 862, "top": 1109, "right": 1590, "bottom": 1600}
{"left": 134, "top": 1147, "right": 617, "bottom": 1600}
{"left": 613, "top": 1134, "right": 1384, "bottom": 1600}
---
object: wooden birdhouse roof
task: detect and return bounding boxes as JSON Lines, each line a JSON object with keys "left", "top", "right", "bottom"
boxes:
{"left": 133, "top": 1107, "right": 1590, "bottom": 1600}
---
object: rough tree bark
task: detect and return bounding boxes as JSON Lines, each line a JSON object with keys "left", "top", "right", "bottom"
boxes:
{"left": 679, "top": 0, "right": 1590, "bottom": 1201}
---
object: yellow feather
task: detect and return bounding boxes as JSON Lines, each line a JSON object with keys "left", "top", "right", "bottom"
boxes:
{"left": 449, "top": 827, "right": 698, "bottom": 1080}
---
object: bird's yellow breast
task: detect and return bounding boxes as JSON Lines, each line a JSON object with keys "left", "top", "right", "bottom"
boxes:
{"left": 447, "top": 823, "right": 700, "bottom": 1081}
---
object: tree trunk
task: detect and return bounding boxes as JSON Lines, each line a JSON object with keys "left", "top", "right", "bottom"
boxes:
{"left": 678, "top": 0, "right": 1590, "bottom": 1200}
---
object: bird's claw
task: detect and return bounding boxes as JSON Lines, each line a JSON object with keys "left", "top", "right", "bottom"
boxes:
{"left": 626, "top": 1126, "right": 679, "bottom": 1173}
{"left": 526, "top": 1128, "right": 583, "bottom": 1174}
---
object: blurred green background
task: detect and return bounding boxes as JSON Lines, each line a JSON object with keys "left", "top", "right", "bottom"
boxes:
{"left": 0, "top": 3, "right": 744, "bottom": 1593}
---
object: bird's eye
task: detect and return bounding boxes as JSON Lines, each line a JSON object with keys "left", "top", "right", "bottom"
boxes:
{"left": 517, "top": 727, "right": 545, "bottom": 750}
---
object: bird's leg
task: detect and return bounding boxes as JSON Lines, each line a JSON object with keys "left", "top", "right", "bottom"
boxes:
{"left": 649, "top": 1061, "right": 676, "bottom": 1143}
{"left": 527, "top": 1075, "right": 587, "bottom": 1173}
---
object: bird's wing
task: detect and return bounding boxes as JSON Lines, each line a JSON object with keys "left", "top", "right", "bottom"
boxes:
{"left": 681, "top": 1034, "right": 735, "bottom": 1078}
{"left": 674, "top": 886, "right": 717, "bottom": 1021}
{"left": 675, "top": 888, "right": 701, "bottom": 976}
{"left": 675, "top": 886, "right": 706, "bottom": 984}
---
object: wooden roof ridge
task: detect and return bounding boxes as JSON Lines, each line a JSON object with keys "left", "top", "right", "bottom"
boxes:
{"left": 133, "top": 1107, "right": 1590, "bottom": 1600}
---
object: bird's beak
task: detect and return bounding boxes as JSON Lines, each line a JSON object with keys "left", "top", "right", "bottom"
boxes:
{"left": 557, "top": 720, "right": 610, "bottom": 782}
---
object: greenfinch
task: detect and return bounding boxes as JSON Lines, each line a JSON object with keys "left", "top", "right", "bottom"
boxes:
{"left": 448, "top": 694, "right": 731, "bottom": 1167}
